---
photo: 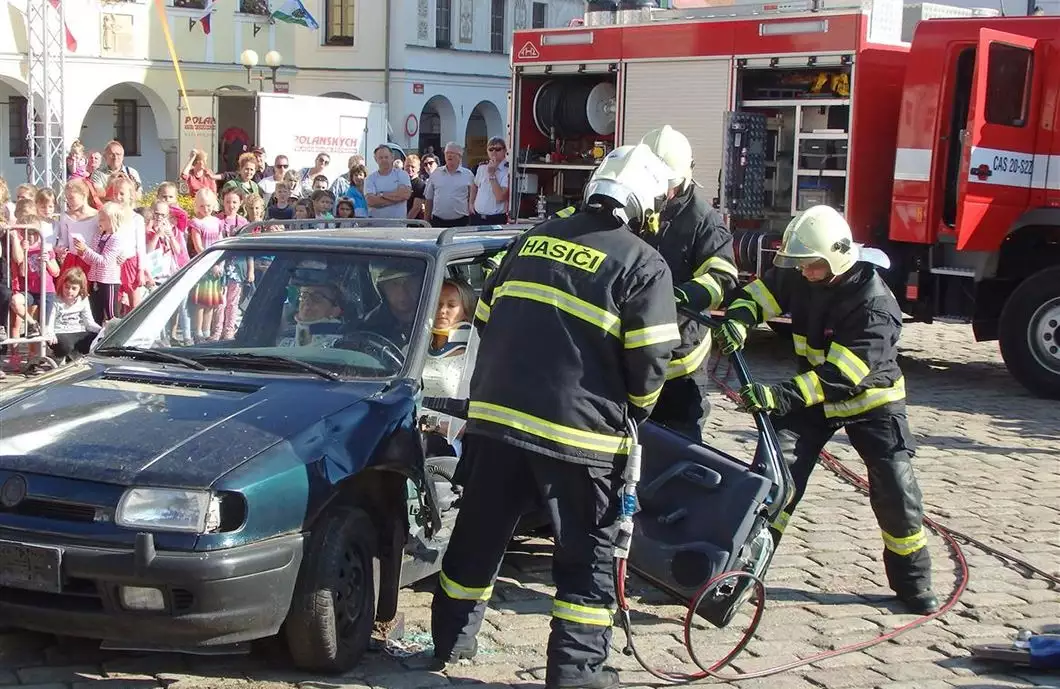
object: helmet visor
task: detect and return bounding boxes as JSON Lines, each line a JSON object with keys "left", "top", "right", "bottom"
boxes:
{"left": 773, "top": 226, "right": 824, "bottom": 268}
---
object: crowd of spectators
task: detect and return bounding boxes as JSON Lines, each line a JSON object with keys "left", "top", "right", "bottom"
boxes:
{"left": 0, "top": 133, "right": 511, "bottom": 377}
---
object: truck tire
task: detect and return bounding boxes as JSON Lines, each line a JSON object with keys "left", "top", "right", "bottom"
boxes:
{"left": 285, "top": 506, "right": 380, "bottom": 673}
{"left": 998, "top": 266, "right": 1060, "bottom": 399}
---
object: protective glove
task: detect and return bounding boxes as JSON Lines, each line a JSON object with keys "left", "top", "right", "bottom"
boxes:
{"left": 738, "top": 382, "right": 778, "bottom": 413}
{"left": 716, "top": 320, "right": 748, "bottom": 355}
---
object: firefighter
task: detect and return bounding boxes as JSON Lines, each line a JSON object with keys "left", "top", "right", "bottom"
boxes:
{"left": 715, "top": 204, "right": 939, "bottom": 615}
{"left": 430, "top": 144, "right": 681, "bottom": 689}
{"left": 639, "top": 125, "right": 739, "bottom": 440}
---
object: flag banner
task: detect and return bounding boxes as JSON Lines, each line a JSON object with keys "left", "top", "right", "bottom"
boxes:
{"left": 190, "top": 0, "right": 216, "bottom": 34}
{"left": 47, "top": 0, "right": 77, "bottom": 52}
{"left": 270, "top": 0, "right": 319, "bottom": 29}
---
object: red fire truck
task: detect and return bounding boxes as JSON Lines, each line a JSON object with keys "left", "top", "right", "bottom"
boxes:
{"left": 506, "top": 0, "right": 1060, "bottom": 398}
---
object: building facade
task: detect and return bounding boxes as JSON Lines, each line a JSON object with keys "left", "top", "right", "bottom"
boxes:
{"left": 0, "top": 0, "right": 583, "bottom": 189}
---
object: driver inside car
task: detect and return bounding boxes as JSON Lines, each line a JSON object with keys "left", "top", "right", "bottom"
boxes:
{"left": 277, "top": 283, "right": 346, "bottom": 348}
{"left": 363, "top": 265, "right": 423, "bottom": 350}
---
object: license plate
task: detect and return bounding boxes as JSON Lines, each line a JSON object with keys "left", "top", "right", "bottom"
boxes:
{"left": 0, "top": 539, "right": 62, "bottom": 593}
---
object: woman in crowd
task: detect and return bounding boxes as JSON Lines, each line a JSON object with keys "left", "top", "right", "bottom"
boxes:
{"left": 181, "top": 148, "right": 218, "bottom": 196}
{"left": 296, "top": 152, "right": 330, "bottom": 197}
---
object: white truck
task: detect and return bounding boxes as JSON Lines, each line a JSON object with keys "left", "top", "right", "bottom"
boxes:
{"left": 177, "top": 91, "right": 389, "bottom": 182}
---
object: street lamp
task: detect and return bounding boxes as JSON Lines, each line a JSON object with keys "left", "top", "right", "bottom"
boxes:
{"left": 240, "top": 49, "right": 283, "bottom": 90}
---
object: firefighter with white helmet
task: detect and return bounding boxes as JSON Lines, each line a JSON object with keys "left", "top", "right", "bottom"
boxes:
{"left": 639, "top": 125, "right": 739, "bottom": 440}
{"left": 431, "top": 143, "right": 681, "bottom": 689}
{"left": 716, "top": 204, "right": 939, "bottom": 615}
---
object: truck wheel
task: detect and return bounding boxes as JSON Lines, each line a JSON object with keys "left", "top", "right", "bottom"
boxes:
{"left": 285, "top": 506, "right": 380, "bottom": 673}
{"left": 998, "top": 266, "right": 1060, "bottom": 399}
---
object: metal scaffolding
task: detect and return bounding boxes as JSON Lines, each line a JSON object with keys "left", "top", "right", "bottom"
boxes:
{"left": 25, "top": 0, "right": 67, "bottom": 195}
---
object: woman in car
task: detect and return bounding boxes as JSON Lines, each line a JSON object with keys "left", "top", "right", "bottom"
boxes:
{"left": 421, "top": 277, "right": 477, "bottom": 458}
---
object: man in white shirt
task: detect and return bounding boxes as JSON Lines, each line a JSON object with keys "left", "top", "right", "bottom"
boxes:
{"left": 469, "top": 137, "right": 510, "bottom": 225}
{"left": 365, "top": 145, "right": 412, "bottom": 219}
{"left": 424, "top": 142, "right": 475, "bottom": 228}
{"left": 90, "top": 140, "right": 142, "bottom": 194}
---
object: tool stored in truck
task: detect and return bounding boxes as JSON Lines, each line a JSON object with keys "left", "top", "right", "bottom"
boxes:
{"left": 507, "top": 0, "right": 1060, "bottom": 399}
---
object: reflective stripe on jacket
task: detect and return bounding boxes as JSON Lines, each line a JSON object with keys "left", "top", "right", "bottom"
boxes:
{"left": 467, "top": 209, "right": 680, "bottom": 468}
{"left": 725, "top": 263, "right": 906, "bottom": 421}
{"left": 642, "top": 186, "right": 738, "bottom": 380}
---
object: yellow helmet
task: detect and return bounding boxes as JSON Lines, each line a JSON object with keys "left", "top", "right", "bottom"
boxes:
{"left": 639, "top": 125, "right": 693, "bottom": 189}
{"left": 774, "top": 205, "right": 859, "bottom": 276}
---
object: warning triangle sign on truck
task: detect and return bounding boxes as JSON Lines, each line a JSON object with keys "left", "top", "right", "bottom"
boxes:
{"left": 518, "top": 41, "right": 540, "bottom": 59}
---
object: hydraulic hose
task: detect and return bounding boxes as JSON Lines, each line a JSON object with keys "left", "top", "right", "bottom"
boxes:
{"left": 614, "top": 349, "right": 1060, "bottom": 683}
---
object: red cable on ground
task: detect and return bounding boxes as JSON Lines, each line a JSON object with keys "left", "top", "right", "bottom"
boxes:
{"left": 615, "top": 351, "right": 1058, "bottom": 683}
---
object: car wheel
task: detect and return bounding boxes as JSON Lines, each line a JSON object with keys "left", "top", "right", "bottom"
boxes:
{"left": 285, "top": 506, "right": 379, "bottom": 673}
{"left": 999, "top": 266, "right": 1060, "bottom": 399}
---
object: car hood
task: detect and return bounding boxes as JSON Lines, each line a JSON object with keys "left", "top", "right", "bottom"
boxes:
{"left": 0, "top": 361, "right": 388, "bottom": 487}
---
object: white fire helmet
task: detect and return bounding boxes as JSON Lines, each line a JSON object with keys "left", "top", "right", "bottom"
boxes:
{"left": 774, "top": 205, "right": 861, "bottom": 276}
{"left": 584, "top": 144, "right": 675, "bottom": 232}
{"left": 640, "top": 125, "right": 694, "bottom": 190}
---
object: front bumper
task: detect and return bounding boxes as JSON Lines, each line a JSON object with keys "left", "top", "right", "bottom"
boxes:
{"left": 0, "top": 531, "right": 304, "bottom": 647}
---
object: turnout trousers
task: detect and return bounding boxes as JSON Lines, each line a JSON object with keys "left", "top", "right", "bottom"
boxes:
{"left": 769, "top": 405, "right": 933, "bottom": 597}
{"left": 649, "top": 373, "right": 711, "bottom": 442}
{"left": 431, "top": 434, "right": 622, "bottom": 688}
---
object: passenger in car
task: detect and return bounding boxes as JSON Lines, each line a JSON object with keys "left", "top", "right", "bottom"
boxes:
{"left": 422, "top": 277, "right": 477, "bottom": 458}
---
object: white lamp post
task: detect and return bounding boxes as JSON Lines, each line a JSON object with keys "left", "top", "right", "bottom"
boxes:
{"left": 240, "top": 49, "right": 282, "bottom": 90}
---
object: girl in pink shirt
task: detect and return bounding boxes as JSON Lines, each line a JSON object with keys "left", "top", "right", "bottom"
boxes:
{"left": 212, "top": 188, "right": 249, "bottom": 340}
{"left": 189, "top": 189, "right": 223, "bottom": 341}
{"left": 75, "top": 201, "right": 127, "bottom": 323}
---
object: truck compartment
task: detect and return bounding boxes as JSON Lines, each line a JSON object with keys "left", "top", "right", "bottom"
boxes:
{"left": 512, "top": 71, "right": 617, "bottom": 220}
{"left": 725, "top": 66, "right": 852, "bottom": 236}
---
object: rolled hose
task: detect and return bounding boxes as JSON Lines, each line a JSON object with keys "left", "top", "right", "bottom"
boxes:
{"left": 614, "top": 321, "right": 1060, "bottom": 682}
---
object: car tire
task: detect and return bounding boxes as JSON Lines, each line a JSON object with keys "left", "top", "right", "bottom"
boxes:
{"left": 998, "top": 266, "right": 1060, "bottom": 399}
{"left": 285, "top": 506, "right": 380, "bottom": 673}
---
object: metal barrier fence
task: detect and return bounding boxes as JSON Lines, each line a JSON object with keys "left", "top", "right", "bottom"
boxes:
{"left": 2, "top": 223, "right": 59, "bottom": 374}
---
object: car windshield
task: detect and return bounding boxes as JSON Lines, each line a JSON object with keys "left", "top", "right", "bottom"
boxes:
{"left": 96, "top": 248, "right": 428, "bottom": 379}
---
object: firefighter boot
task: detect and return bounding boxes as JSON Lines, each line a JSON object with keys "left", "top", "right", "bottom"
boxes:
{"left": 898, "top": 589, "right": 940, "bottom": 615}
{"left": 546, "top": 668, "right": 620, "bottom": 689}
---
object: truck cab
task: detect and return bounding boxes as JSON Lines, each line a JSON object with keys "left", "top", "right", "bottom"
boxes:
{"left": 888, "top": 18, "right": 1060, "bottom": 397}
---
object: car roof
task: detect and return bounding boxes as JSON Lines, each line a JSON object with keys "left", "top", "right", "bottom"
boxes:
{"left": 219, "top": 226, "right": 523, "bottom": 256}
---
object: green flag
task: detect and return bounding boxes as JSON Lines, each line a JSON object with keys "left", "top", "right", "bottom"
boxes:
{"left": 270, "top": 0, "right": 319, "bottom": 29}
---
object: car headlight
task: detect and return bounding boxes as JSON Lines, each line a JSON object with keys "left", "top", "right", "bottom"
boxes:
{"left": 116, "top": 488, "right": 222, "bottom": 533}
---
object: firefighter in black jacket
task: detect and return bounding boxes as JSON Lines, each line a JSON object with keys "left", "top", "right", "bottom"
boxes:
{"left": 640, "top": 125, "right": 739, "bottom": 439}
{"left": 431, "top": 144, "right": 681, "bottom": 689}
{"left": 716, "top": 204, "right": 939, "bottom": 615}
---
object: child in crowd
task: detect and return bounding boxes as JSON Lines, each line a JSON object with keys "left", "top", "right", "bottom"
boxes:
{"left": 34, "top": 188, "right": 57, "bottom": 247}
{"left": 189, "top": 188, "right": 223, "bottom": 341}
{"left": 267, "top": 181, "right": 295, "bottom": 221}
{"left": 311, "top": 190, "right": 335, "bottom": 221}
{"left": 335, "top": 198, "right": 356, "bottom": 220}
{"left": 67, "top": 140, "right": 89, "bottom": 181}
{"left": 0, "top": 176, "right": 13, "bottom": 222}
{"left": 46, "top": 267, "right": 101, "bottom": 362}
{"left": 216, "top": 193, "right": 260, "bottom": 339}
{"left": 294, "top": 200, "right": 314, "bottom": 221}
{"left": 75, "top": 201, "right": 127, "bottom": 323}
{"left": 312, "top": 174, "right": 329, "bottom": 192}
{"left": 145, "top": 201, "right": 192, "bottom": 345}
{"left": 14, "top": 183, "right": 36, "bottom": 205}
{"left": 107, "top": 176, "right": 148, "bottom": 311}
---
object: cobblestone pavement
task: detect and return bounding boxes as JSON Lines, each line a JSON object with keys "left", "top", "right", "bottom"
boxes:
{"left": 1, "top": 322, "right": 1058, "bottom": 689}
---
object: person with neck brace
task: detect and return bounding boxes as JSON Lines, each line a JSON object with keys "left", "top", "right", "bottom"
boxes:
{"left": 278, "top": 283, "right": 345, "bottom": 348}
{"left": 422, "top": 277, "right": 478, "bottom": 458}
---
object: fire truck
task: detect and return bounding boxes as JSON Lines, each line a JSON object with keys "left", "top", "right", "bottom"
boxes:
{"left": 506, "top": 0, "right": 1060, "bottom": 399}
